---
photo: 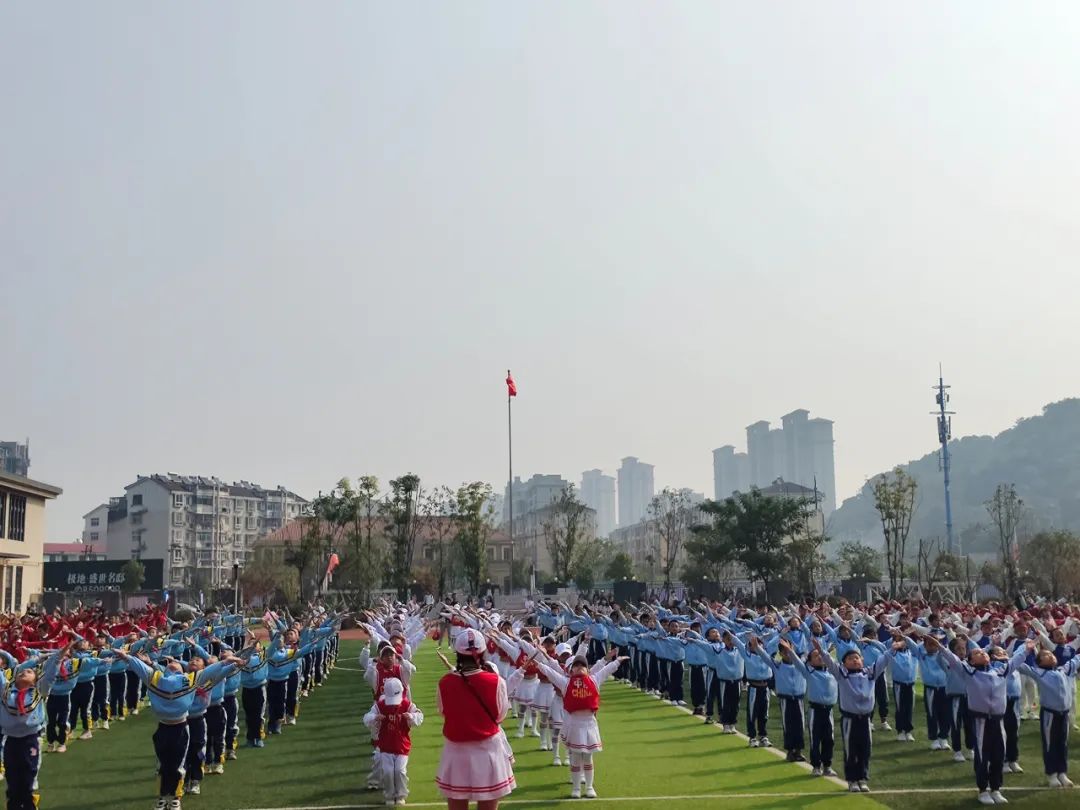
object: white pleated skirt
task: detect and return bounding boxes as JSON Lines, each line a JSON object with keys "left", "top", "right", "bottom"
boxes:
{"left": 436, "top": 731, "right": 516, "bottom": 801}
{"left": 561, "top": 710, "right": 602, "bottom": 752}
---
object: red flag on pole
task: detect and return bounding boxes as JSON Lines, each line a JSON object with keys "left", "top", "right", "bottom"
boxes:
{"left": 326, "top": 552, "right": 340, "bottom": 575}
{"left": 506, "top": 370, "right": 517, "bottom": 397}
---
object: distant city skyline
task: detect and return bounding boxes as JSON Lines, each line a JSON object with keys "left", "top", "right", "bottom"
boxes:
{"left": 9, "top": 6, "right": 1080, "bottom": 543}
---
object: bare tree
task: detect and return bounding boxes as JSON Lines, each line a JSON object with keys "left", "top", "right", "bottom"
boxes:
{"left": 419, "top": 486, "right": 458, "bottom": 598}
{"left": 647, "top": 488, "right": 697, "bottom": 598}
{"left": 986, "top": 483, "right": 1026, "bottom": 602}
{"left": 872, "top": 468, "right": 917, "bottom": 597}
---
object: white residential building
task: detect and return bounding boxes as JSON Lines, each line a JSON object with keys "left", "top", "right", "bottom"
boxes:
{"left": 617, "top": 457, "right": 654, "bottom": 528}
{"left": 89, "top": 473, "right": 307, "bottom": 593}
{"left": 580, "top": 469, "right": 616, "bottom": 538}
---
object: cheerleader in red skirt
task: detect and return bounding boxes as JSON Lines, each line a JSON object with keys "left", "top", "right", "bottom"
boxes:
{"left": 526, "top": 643, "right": 627, "bottom": 799}
{"left": 436, "top": 628, "right": 516, "bottom": 810}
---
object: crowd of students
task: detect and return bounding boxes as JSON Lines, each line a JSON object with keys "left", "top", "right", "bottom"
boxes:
{"left": 0, "top": 601, "right": 342, "bottom": 810}
{"left": 357, "top": 594, "right": 1078, "bottom": 809}
{"left": 5, "top": 593, "right": 1077, "bottom": 810}
{"left": 527, "top": 595, "right": 1080, "bottom": 805}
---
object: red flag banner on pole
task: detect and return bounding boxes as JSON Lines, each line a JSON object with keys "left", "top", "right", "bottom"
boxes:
{"left": 506, "top": 370, "right": 517, "bottom": 397}
{"left": 326, "top": 552, "right": 340, "bottom": 575}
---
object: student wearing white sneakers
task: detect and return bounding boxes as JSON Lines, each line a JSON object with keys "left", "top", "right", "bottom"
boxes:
{"left": 925, "top": 634, "right": 1028, "bottom": 806}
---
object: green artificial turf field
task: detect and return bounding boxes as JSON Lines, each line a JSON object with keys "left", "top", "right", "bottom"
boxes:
{"left": 38, "top": 640, "right": 1080, "bottom": 809}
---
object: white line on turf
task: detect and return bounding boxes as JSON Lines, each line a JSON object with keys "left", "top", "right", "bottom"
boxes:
{"left": 235, "top": 786, "right": 1058, "bottom": 810}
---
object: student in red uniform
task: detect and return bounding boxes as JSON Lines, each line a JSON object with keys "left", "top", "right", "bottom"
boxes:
{"left": 435, "top": 628, "right": 515, "bottom": 810}
{"left": 528, "top": 644, "right": 627, "bottom": 799}
{"left": 364, "top": 677, "right": 424, "bottom": 807}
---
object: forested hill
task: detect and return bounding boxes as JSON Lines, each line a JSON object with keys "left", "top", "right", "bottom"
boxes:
{"left": 828, "top": 398, "right": 1080, "bottom": 550}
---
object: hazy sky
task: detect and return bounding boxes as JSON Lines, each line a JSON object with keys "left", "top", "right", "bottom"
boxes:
{"left": 7, "top": 4, "right": 1080, "bottom": 541}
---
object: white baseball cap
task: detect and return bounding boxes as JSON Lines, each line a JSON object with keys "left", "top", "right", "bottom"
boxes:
{"left": 454, "top": 628, "right": 485, "bottom": 656}
{"left": 382, "top": 677, "right": 404, "bottom": 706}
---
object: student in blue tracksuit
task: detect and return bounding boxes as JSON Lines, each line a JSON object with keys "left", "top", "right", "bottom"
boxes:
{"left": 929, "top": 634, "right": 1028, "bottom": 805}
{"left": 691, "top": 628, "right": 743, "bottom": 731}
{"left": 266, "top": 628, "right": 325, "bottom": 733}
{"left": 907, "top": 635, "right": 951, "bottom": 750}
{"left": 991, "top": 645, "right": 1024, "bottom": 774}
{"left": 789, "top": 642, "right": 838, "bottom": 777}
{"left": 1017, "top": 644, "right": 1080, "bottom": 788}
{"left": 885, "top": 634, "right": 917, "bottom": 741}
{"left": 735, "top": 634, "right": 774, "bottom": 747}
{"left": 116, "top": 646, "right": 238, "bottom": 810}
{"left": 660, "top": 621, "right": 686, "bottom": 706}
{"left": 682, "top": 623, "right": 709, "bottom": 714}
{"left": 182, "top": 642, "right": 250, "bottom": 796}
{"left": 861, "top": 626, "right": 891, "bottom": 730}
{"left": 945, "top": 635, "right": 975, "bottom": 762}
{"left": 45, "top": 650, "right": 82, "bottom": 753}
{"left": 756, "top": 637, "right": 807, "bottom": 761}
{"left": 240, "top": 639, "right": 269, "bottom": 747}
{"left": 814, "top": 636, "right": 889, "bottom": 793}
{"left": 89, "top": 633, "right": 114, "bottom": 730}
{"left": 0, "top": 645, "right": 66, "bottom": 810}
{"left": 222, "top": 654, "right": 242, "bottom": 760}
{"left": 69, "top": 637, "right": 113, "bottom": 740}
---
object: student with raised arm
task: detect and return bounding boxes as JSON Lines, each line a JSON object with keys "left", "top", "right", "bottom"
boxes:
{"left": 0, "top": 644, "right": 67, "bottom": 810}
{"left": 527, "top": 643, "right": 626, "bottom": 799}
{"left": 363, "top": 676, "right": 424, "bottom": 807}
{"left": 733, "top": 631, "right": 774, "bottom": 747}
{"left": 925, "top": 633, "right": 1028, "bottom": 805}
{"left": 905, "top": 633, "right": 951, "bottom": 752}
{"left": 755, "top": 637, "right": 807, "bottom": 762}
{"left": 1015, "top": 641, "right": 1080, "bottom": 789}
{"left": 114, "top": 644, "right": 238, "bottom": 810}
{"left": 813, "top": 634, "right": 889, "bottom": 794}
{"left": 787, "top": 639, "right": 838, "bottom": 777}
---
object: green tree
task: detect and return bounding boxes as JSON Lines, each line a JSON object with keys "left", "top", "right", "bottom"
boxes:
{"left": 1021, "top": 530, "right": 1080, "bottom": 599}
{"left": 605, "top": 551, "right": 635, "bottom": 581}
{"left": 837, "top": 541, "right": 883, "bottom": 580}
{"left": 872, "top": 467, "right": 917, "bottom": 596}
{"left": 542, "top": 485, "right": 592, "bottom": 584}
{"left": 453, "top": 482, "right": 494, "bottom": 595}
{"left": 697, "top": 488, "right": 809, "bottom": 597}
{"left": 384, "top": 473, "right": 422, "bottom": 601}
{"left": 120, "top": 560, "right": 145, "bottom": 609}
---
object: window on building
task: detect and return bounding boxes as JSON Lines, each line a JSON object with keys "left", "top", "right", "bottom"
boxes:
{"left": 90, "top": 532, "right": 99, "bottom": 542}
{"left": 0, "top": 492, "right": 5, "bottom": 538}
{"left": 173, "top": 494, "right": 184, "bottom": 508}
{"left": 196, "top": 496, "right": 213, "bottom": 507}
{"left": 90, "top": 517, "right": 100, "bottom": 527}
{"left": 424, "top": 546, "right": 436, "bottom": 561}
{"left": 2, "top": 569, "right": 11, "bottom": 612}
{"left": 502, "top": 546, "right": 511, "bottom": 561}
{"left": 172, "top": 513, "right": 183, "bottom": 526}
{"left": 171, "top": 568, "right": 183, "bottom": 584}
{"left": 131, "top": 513, "right": 143, "bottom": 526}
{"left": 172, "top": 548, "right": 183, "bottom": 562}
{"left": 131, "top": 494, "right": 143, "bottom": 506}
{"left": 7, "top": 495, "right": 26, "bottom": 542}
{"left": 486, "top": 547, "right": 495, "bottom": 561}
{"left": 14, "top": 567, "right": 23, "bottom": 612}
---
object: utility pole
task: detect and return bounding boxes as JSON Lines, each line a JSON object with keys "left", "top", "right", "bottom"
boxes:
{"left": 931, "top": 366, "right": 957, "bottom": 554}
